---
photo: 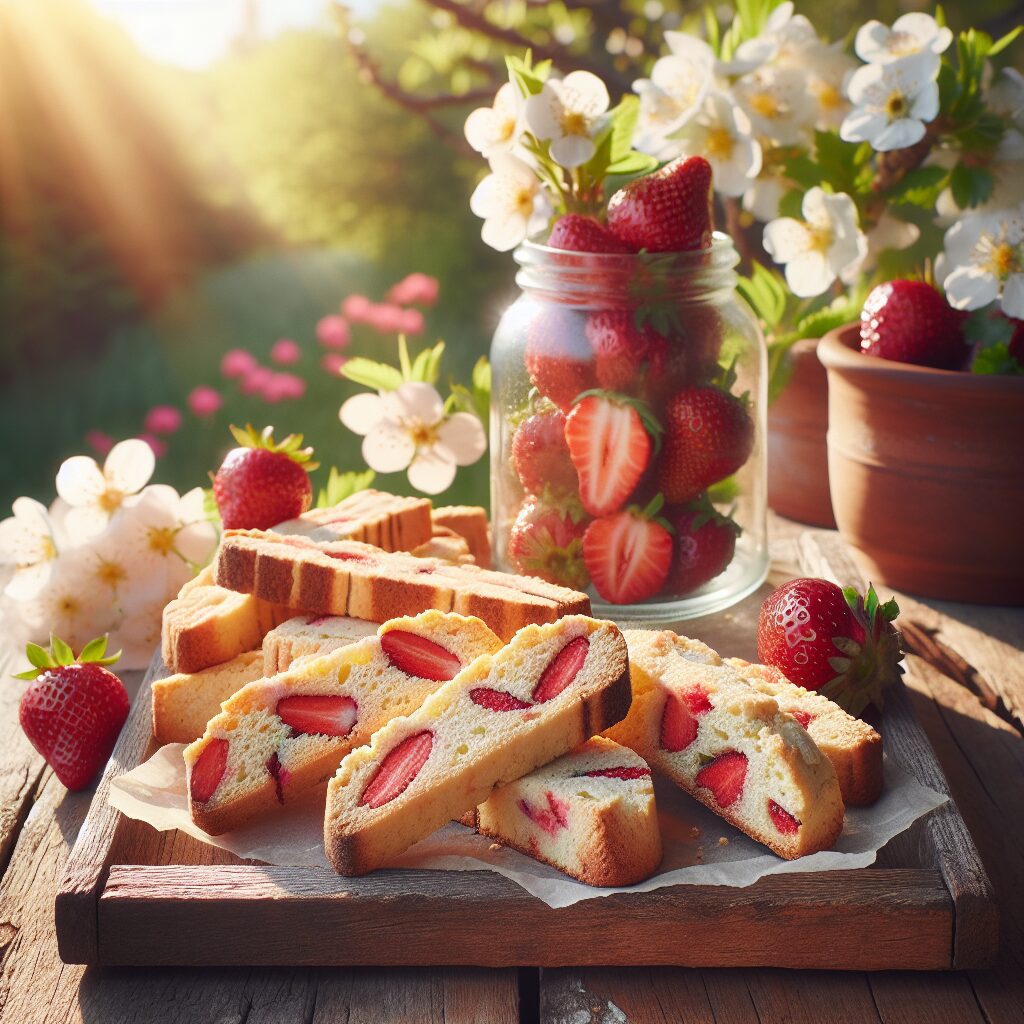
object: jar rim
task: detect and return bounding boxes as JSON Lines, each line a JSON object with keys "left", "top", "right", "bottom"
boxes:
{"left": 514, "top": 231, "right": 739, "bottom": 271}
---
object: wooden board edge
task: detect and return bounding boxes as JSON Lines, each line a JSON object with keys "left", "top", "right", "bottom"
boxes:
{"left": 798, "top": 530, "right": 1000, "bottom": 969}
{"left": 55, "top": 659, "right": 160, "bottom": 965}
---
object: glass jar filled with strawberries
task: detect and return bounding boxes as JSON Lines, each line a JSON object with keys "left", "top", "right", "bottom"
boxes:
{"left": 490, "top": 157, "right": 768, "bottom": 620}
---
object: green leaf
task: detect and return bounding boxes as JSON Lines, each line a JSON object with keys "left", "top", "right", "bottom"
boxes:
{"left": 13, "top": 669, "right": 41, "bottom": 681}
{"left": 842, "top": 585, "right": 860, "bottom": 612}
{"left": 79, "top": 636, "right": 109, "bottom": 663}
{"left": 425, "top": 341, "right": 445, "bottom": 385}
{"left": 606, "top": 150, "right": 659, "bottom": 176}
{"left": 777, "top": 188, "right": 804, "bottom": 220}
{"left": 316, "top": 467, "right": 376, "bottom": 508}
{"left": 737, "top": 264, "right": 787, "bottom": 329}
{"left": 989, "top": 25, "right": 1023, "bottom": 56}
{"left": 964, "top": 304, "right": 1013, "bottom": 349}
{"left": 885, "top": 165, "right": 948, "bottom": 207}
{"left": 505, "top": 53, "right": 547, "bottom": 97}
{"left": 971, "top": 342, "right": 1024, "bottom": 375}
{"left": 780, "top": 154, "right": 821, "bottom": 191}
{"left": 864, "top": 584, "right": 880, "bottom": 621}
{"left": 50, "top": 635, "right": 75, "bottom": 667}
{"left": 608, "top": 95, "right": 640, "bottom": 163}
{"left": 398, "top": 336, "right": 412, "bottom": 379}
{"left": 881, "top": 598, "right": 901, "bottom": 622}
{"left": 707, "top": 474, "right": 741, "bottom": 504}
{"left": 24, "top": 643, "right": 53, "bottom": 671}
{"left": 340, "top": 359, "right": 404, "bottom": 392}
{"left": 950, "top": 162, "right": 995, "bottom": 209}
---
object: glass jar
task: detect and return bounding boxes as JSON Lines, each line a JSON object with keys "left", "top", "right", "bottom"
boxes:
{"left": 489, "top": 233, "right": 768, "bottom": 622}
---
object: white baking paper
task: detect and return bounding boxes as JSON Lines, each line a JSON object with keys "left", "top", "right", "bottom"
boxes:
{"left": 109, "top": 744, "right": 947, "bottom": 908}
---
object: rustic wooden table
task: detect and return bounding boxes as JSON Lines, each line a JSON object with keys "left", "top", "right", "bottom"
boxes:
{"left": 1, "top": 517, "right": 1021, "bottom": 1024}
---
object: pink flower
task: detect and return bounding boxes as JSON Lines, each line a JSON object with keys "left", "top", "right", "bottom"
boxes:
{"left": 388, "top": 272, "right": 439, "bottom": 308}
{"left": 144, "top": 405, "right": 182, "bottom": 435}
{"left": 85, "top": 430, "right": 114, "bottom": 457}
{"left": 239, "top": 366, "right": 273, "bottom": 395}
{"left": 321, "top": 353, "right": 347, "bottom": 375}
{"left": 137, "top": 433, "right": 167, "bottom": 458}
{"left": 261, "top": 373, "right": 306, "bottom": 403}
{"left": 341, "top": 294, "right": 372, "bottom": 322}
{"left": 397, "top": 308, "right": 425, "bottom": 336}
{"left": 271, "top": 338, "right": 301, "bottom": 365}
{"left": 316, "top": 315, "right": 351, "bottom": 350}
{"left": 187, "top": 386, "right": 223, "bottom": 418}
{"left": 365, "top": 303, "right": 407, "bottom": 334}
{"left": 221, "top": 348, "right": 258, "bottom": 379}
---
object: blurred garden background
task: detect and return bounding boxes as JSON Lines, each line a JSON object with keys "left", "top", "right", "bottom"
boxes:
{"left": 2, "top": 0, "right": 1022, "bottom": 510}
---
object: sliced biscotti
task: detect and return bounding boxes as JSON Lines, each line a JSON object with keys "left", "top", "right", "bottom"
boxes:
{"left": 606, "top": 630, "right": 844, "bottom": 860}
{"left": 161, "top": 566, "right": 292, "bottom": 674}
{"left": 432, "top": 506, "right": 491, "bottom": 568}
{"left": 471, "top": 737, "right": 662, "bottom": 887}
{"left": 324, "top": 616, "right": 631, "bottom": 876}
{"left": 412, "top": 527, "right": 474, "bottom": 564}
{"left": 274, "top": 489, "right": 433, "bottom": 551}
{"left": 262, "top": 615, "right": 380, "bottom": 675}
{"left": 152, "top": 651, "right": 266, "bottom": 745}
{"left": 184, "top": 611, "right": 503, "bottom": 835}
{"left": 725, "top": 659, "right": 883, "bottom": 806}
{"left": 215, "top": 530, "right": 590, "bottom": 641}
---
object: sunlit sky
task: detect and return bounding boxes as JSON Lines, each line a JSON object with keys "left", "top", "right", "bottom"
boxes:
{"left": 90, "top": 0, "right": 382, "bottom": 69}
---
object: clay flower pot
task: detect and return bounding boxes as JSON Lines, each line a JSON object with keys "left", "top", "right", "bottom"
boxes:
{"left": 767, "top": 338, "right": 836, "bottom": 528}
{"left": 818, "top": 324, "right": 1024, "bottom": 605}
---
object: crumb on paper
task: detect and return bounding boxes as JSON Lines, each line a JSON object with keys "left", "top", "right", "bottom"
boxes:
{"left": 489, "top": 843, "right": 502, "bottom": 851}
{"left": 718, "top": 837, "right": 729, "bottom": 847}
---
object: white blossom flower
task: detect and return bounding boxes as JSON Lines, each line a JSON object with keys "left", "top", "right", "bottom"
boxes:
{"left": 742, "top": 171, "right": 791, "bottom": 222}
{"left": 0, "top": 497, "right": 60, "bottom": 599}
{"left": 716, "top": 1, "right": 797, "bottom": 75}
{"left": 865, "top": 213, "right": 921, "bottom": 266}
{"left": 339, "top": 382, "right": 486, "bottom": 495}
{"left": 55, "top": 438, "right": 155, "bottom": 538}
{"left": 733, "top": 66, "right": 817, "bottom": 145}
{"left": 524, "top": 71, "right": 610, "bottom": 168}
{"left": 802, "top": 44, "right": 858, "bottom": 130}
{"left": 632, "top": 35, "right": 715, "bottom": 155}
{"left": 763, "top": 188, "right": 868, "bottom": 297}
{"left": 939, "top": 208, "right": 1024, "bottom": 317}
{"left": 108, "top": 592, "right": 169, "bottom": 669}
{"left": 840, "top": 54, "right": 940, "bottom": 152}
{"left": 666, "top": 91, "right": 762, "bottom": 197}
{"left": 464, "top": 82, "right": 525, "bottom": 159}
{"left": 855, "top": 13, "right": 952, "bottom": 65}
{"left": 469, "top": 153, "right": 552, "bottom": 252}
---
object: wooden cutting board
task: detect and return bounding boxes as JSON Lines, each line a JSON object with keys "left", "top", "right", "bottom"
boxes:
{"left": 54, "top": 532, "right": 997, "bottom": 970}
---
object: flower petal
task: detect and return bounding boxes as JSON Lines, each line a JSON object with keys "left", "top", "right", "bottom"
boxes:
{"left": 340, "top": 393, "right": 386, "bottom": 435}
{"left": 56, "top": 455, "right": 106, "bottom": 508}
{"left": 1001, "top": 274, "right": 1024, "bottom": 320}
{"left": 362, "top": 425, "right": 415, "bottom": 474}
{"left": 393, "top": 381, "right": 445, "bottom": 427}
{"left": 763, "top": 218, "right": 810, "bottom": 262}
{"left": 943, "top": 266, "right": 999, "bottom": 311}
{"left": 482, "top": 213, "right": 528, "bottom": 252}
{"left": 785, "top": 251, "right": 835, "bottom": 297}
{"left": 407, "top": 448, "right": 456, "bottom": 495}
{"left": 550, "top": 134, "right": 596, "bottom": 168}
{"left": 104, "top": 439, "right": 156, "bottom": 494}
{"left": 435, "top": 413, "right": 487, "bottom": 467}
{"left": 176, "top": 521, "right": 219, "bottom": 565}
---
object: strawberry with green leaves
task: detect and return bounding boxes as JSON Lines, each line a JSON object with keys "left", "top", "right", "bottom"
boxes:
{"left": 16, "top": 635, "right": 129, "bottom": 791}
{"left": 664, "top": 495, "right": 740, "bottom": 595}
{"left": 511, "top": 408, "right": 578, "bottom": 496}
{"left": 582, "top": 494, "right": 673, "bottom": 604}
{"left": 757, "top": 578, "right": 903, "bottom": 716}
{"left": 213, "top": 424, "right": 318, "bottom": 530}
{"left": 564, "top": 391, "right": 661, "bottom": 518}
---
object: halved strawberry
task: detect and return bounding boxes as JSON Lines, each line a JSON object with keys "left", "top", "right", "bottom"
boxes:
{"left": 276, "top": 695, "right": 358, "bottom": 737}
{"left": 360, "top": 731, "right": 434, "bottom": 808}
{"left": 548, "top": 214, "right": 634, "bottom": 254}
{"left": 791, "top": 710, "right": 814, "bottom": 729}
{"left": 381, "top": 631, "right": 462, "bottom": 681}
{"left": 695, "top": 750, "right": 748, "bottom": 808}
{"left": 190, "top": 738, "right": 229, "bottom": 804}
{"left": 683, "top": 685, "right": 712, "bottom": 715}
{"left": 582, "top": 496, "right": 673, "bottom": 605}
{"left": 470, "top": 688, "right": 531, "bottom": 712}
{"left": 518, "top": 791, "right": 570, "bottom": 836}
{"left": 584, "top": 766, "right": 651, "bottom": 779}
{"left": 660, "top": 692, "right": 698, "bottom": 752}
{"left": 768, "top": 799, "right": 801, "bottom": 835}
{"left": 532, "top": 636, "right": 590, "bottom": 703}
{"left": 564, "top": 393, "right": 659, "bottom": 518}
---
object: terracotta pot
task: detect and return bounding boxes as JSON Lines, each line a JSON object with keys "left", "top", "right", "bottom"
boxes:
{"left": 819, "top": 324, "right": 1024, "bottom": 605}
{"left": 767, "top": 337, "right": 836, "bottom": 528}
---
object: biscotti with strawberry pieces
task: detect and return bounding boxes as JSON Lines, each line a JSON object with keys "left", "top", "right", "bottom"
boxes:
{"left": 215, "top": 529, "right": 590, "bottom": 641}
{"left": 431, "top": 506, "right": 491, "bottom": 568}
{"left": 471, "top": 736, "right": 662, "bottom": 886}
{"left": 725, "top": 658, "right": 883, "bottom": 806}
{"left": 161, "top": 566, "right": 291, "bottom": 674}
{"left": 324, "top": 615, "right": 631, "bottom": 876}
{"left": 185, "top": 611, "right": 503, "bottom": 835}
{"left": 152, "top": 650, "right": 265, "bottom": 745}
{"left": 262, "top": 615, "right": 379, "bottom": 675}
{"left": 606, "top": 630, "right": 844, "bottom": 860}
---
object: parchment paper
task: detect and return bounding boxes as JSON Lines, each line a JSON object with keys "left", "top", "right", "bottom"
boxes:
{"left": 109, "top": 744, "right": 947, "bottom": 908}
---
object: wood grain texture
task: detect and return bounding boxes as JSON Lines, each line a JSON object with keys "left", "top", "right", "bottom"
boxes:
{"left": 798, "top": 530, "right": 999, "bottom": 968}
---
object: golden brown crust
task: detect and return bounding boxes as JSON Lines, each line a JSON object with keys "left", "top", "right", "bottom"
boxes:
{"left": 431, "top": 506, "right": 492, "bottom": 568}
{"left": 830, "top": 731, "right": 884, "bottom": 806}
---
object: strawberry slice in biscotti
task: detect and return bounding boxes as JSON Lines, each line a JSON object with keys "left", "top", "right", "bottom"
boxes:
{"left": 184, "top": 611, "right": 502, "bottom": 835}
{"left": 324, "top": 616, "right": 631, "bottom": 876}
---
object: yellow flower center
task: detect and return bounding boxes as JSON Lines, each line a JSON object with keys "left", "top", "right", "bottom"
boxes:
{"left": 983, "top": 240, "right": 1020, "bottom": 279}
{"left": 885, "top": 92, "right": 908, "bottom": 119}
{"left": 40, "top": 535, "right": 57, "bottom": 562}
{"left": 498, "top": 117, "right": 516, "bottom": 143}
{"left": 96, "top": 558, "right": 127, "bottom": 588}
{"left": 408, "top": 423, "right": 438, "bottom": 448}
{"left": 147, "top": 526, "right": 178, "bottom": 557}
{"left": 816, "top": 82, "right": 842, "bottom": 111}
{"left": 705, "top": 127, "right": 735, "bottom": 160}
{"left": 808, "top": 224, "right": 834, "bottom": 253}
{"left": 57, "top": 594, "right": 81, "bottom": 617}
{"left": 98, "top": 487, "right": 124, "bottom": 513}
{"left": 513, "top": 187, "right": 535, "bottom": 218}
{"left": 560, "top": 110, "right": 588, "bottom": 137}
{"left": 750, "top": 91, "right": 781, "bottom": 119}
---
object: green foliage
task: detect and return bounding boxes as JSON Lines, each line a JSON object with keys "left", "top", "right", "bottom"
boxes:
{"left": 972, "top": 343, "right": 1024, "bottom": 375}
{"left": 316, "top": 468, "right": 377, "bottom": 508}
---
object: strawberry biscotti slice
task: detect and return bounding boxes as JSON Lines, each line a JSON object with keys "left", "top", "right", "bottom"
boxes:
{"left": 470, "top": 736, "right": 662, "bottom": 886}
{"left": 262, "top": 615, "right": 379, "bottom": 675}
{"left": 324, "top": 616, "right": 631, "bottom": 876}
{"left": 184, "top": 611, "right": 502, "bottom": 835}
{"left": 606, "top": 630, "right": 844, "bottom": 860}
{"left": 725, "top": 658, "right": 883, "bottom": 806}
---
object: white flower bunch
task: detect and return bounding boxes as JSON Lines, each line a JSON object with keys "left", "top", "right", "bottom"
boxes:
{"left": 0, "top": 440, "right": 219, "bottom": 668}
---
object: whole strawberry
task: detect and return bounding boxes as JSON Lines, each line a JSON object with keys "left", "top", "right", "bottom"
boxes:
{"left": 213, "top": 424, "right": 318, "bottom": 530}
{"left": 548, "top": 214, "right": 634, "bottom": 254}
{"left": 606, "top": 156, "right": 714, "bottom": 253}
{"left": 511, "top": 409, "right": 577, "bottom": 496}
{"left": 16, "top": 635, "right": 129, "bottom": 791}
{"left": 657, "top": 386, "right": 753, "bottom": 505}
{"left": 860, "top": 281, "right": 968, "bottom": 370}
{"left": 664, "top": 496, "right": 740, "bottom": 595}
{"left": 524, "top": 305, "right": 596, "bottom": 412}
{"left": 507, "top": 497, "right": 589, "bottom": 590}
{"left": 757, "top": 578, "right": 903, "bottom": 716}
{"left": 585, "top": 311, "right": 669, "bottom": 394}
